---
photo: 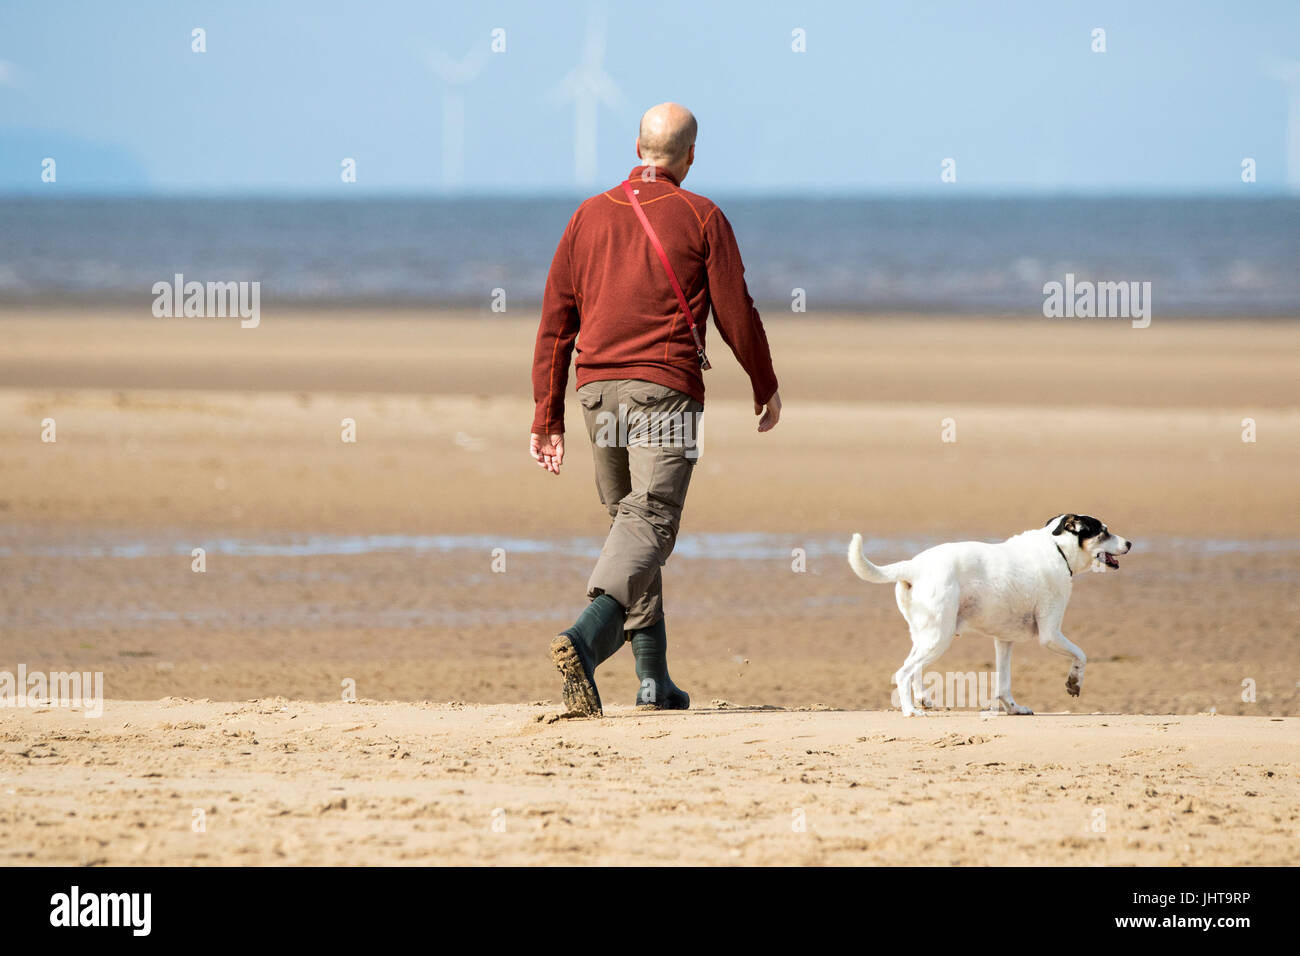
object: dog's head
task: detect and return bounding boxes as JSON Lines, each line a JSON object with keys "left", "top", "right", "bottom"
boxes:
{"left": 1046, "top": 514, "right": 1132, "bottom": 573}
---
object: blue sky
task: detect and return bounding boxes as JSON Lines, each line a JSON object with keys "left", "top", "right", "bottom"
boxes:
{"left": 1, "top": 0, "right": 1298, "bottom": 195}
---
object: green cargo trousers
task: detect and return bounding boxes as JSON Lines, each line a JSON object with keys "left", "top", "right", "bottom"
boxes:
{"left": 577, "top": 378, "right": 703, "bottom": 631}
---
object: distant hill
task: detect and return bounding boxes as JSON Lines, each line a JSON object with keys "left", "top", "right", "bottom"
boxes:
{"left": 0, "top": 127, "right": 151, "bottom": 193}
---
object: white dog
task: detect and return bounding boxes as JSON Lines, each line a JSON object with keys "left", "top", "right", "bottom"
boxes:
{"left": 848, "top": 515, "right": 1132, "bottom": 716}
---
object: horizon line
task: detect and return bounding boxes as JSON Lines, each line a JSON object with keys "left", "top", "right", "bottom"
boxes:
{"left": 3, "top": 187, "right": 1297, "bottom": 201}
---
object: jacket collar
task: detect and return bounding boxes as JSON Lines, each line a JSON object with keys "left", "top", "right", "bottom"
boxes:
{"left": 627, "top": 165, "right": 679, "bottom": 187}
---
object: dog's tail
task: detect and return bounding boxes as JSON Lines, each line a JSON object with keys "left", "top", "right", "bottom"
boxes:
{"left": 847, "top": 533, "right": 912, "bottom": 584}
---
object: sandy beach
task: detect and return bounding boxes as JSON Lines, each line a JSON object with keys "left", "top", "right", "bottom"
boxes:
{"left": 2, "top": 700, "right": 1297, "bottom": 866}
{"left": 1, "top": 307, "right": 1298, "bottom": 864}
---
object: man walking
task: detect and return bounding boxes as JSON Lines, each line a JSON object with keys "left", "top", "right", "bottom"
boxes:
{"left": 530, "top": 102, "right": 781, "bottom": 717}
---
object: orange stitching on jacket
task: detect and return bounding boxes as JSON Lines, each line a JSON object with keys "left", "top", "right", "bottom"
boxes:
{"left": 667, "top": 190, "right": 707, "bottom": 231}
{"left": 601, "top": 190, "right": 673, "bottom": 207}
{"left": 544, "top": 330, "right": 562, "bottom": 430}
{"left": 663, "top": 307, "right": 681, "bottom": 362}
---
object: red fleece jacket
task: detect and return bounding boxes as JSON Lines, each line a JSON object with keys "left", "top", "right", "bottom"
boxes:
{"left": 531, "top": 165, "right": 779, "bottom": 435}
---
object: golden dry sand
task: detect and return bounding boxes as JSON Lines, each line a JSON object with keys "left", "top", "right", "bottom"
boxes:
{"left": 1, "top": 701, "right": 1295, "bottom": 866}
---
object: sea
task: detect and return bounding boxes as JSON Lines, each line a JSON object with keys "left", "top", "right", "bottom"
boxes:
{"left": 2, "top": 195, "right": 1298, "bottom": 314}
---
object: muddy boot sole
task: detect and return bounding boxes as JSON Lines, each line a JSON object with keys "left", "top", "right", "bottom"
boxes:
{"left": 634, "top": 688, "right": 690, "bottom": 711}
{"left": 550, "top": 634, "right": 602, "bottom": 718}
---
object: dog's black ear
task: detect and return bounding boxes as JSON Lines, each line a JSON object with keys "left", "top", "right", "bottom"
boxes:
{"left": 1049, "top": 514, "right": 1078, "bottom": 535}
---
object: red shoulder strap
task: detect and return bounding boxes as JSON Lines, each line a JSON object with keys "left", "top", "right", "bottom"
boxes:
{"left": 621, "top": 180, "right": 711, "bottom": 369}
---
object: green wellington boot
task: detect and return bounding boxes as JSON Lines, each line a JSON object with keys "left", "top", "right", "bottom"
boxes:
{"left": 629, "top": 618, "right": 690, "bottom": 710}
{"left": 549, "top": 593, "right": 626, "bottom": 717}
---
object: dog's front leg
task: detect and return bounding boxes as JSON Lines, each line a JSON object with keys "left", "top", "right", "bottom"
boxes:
{"left": 912, "top": 668, "right": 935, "bottom": 709}
{"left": 989, "top": 639, "right": 1032, "bottom": 715}
{"left": 1039, "top": 627, "right": 1086, "bottom": 698}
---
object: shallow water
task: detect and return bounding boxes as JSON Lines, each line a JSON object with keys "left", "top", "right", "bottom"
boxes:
{"left": 3, "top": 530, "right": 1298, "bottom": 561}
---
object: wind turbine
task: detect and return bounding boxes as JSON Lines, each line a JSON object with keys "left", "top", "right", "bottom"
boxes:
{"left": 429, "top": 42, "right": 490, "bottom": 189}
{"left": 550, "top": 2, "right": 625, "bottom": 187}
{"left": 1266, "top": 58, "right": 1300, "bottom": 193}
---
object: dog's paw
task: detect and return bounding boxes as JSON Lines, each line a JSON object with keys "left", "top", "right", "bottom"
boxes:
{"left": 987, "top": 700, "right": 1033, "bottom": 716}
{"left": 1066, "top": 674, "right": 1081, "bottom": 697}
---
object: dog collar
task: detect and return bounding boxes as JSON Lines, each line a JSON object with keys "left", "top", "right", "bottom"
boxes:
{"left": 1054, "top": 542, "right": 1073, "bottom": 576}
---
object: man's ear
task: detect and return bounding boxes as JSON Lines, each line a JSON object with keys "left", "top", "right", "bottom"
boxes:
{"left": 1049, "top": 514, "right": 1078, "bottom": 535}
{"left": 635, "top": 139, "right": 643, "bottom": 160}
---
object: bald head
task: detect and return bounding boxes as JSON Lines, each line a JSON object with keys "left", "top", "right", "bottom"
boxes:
{"left": 637, "top": 102, "right": 697, "bottom": 169}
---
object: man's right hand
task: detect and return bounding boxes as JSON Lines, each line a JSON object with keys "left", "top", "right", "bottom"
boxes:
{"left": 530, "top": 432, "right": 565, "bottom": 474}
{"left": 754, "top": 391, "right": 781, "bottom": 432}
